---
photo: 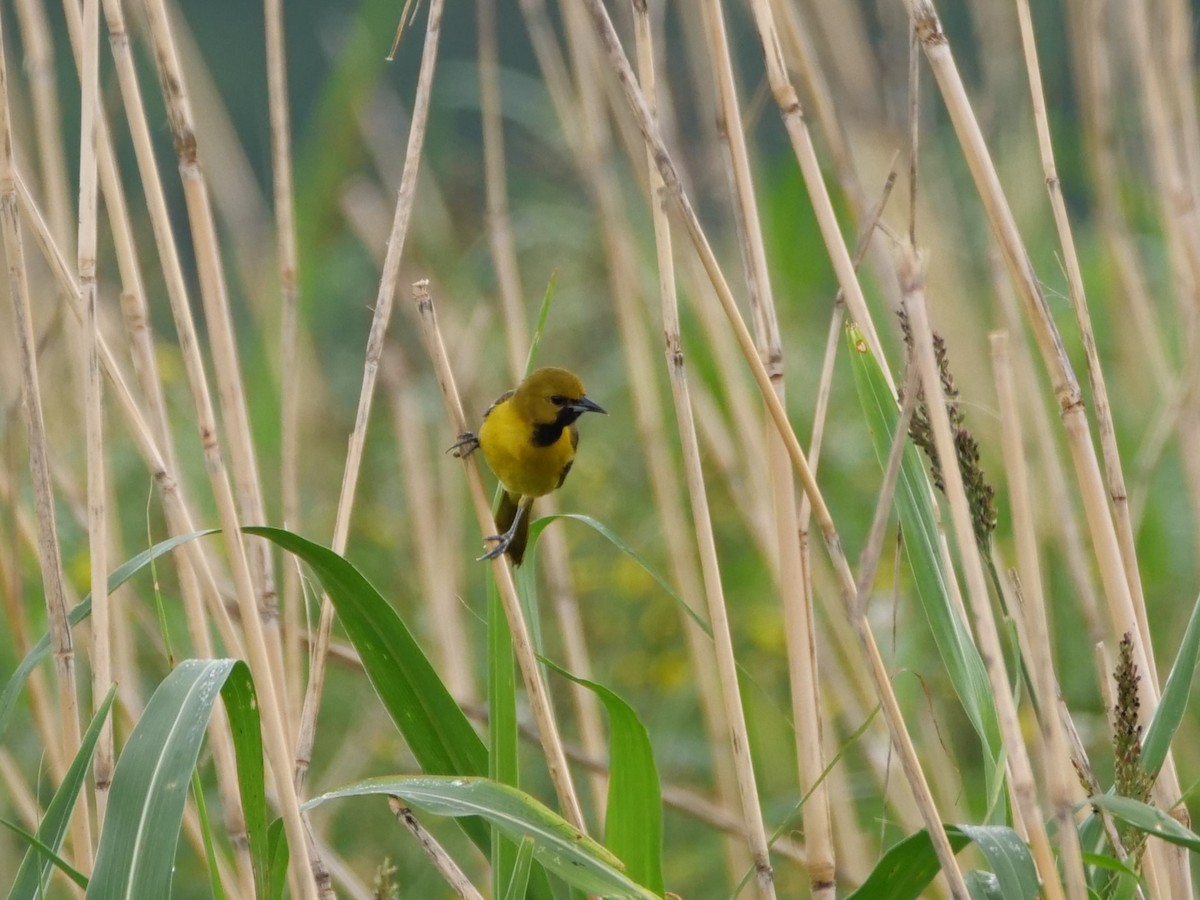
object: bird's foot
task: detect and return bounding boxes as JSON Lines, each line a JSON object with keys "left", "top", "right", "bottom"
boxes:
{"left": 448, "top": 432, "right": 480, "bottom": 457}
{"left": 478, "top": 532, "right": 511, "bottom": 561}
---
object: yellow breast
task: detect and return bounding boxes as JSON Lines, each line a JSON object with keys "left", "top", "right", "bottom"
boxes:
{"left": 478, "top": 398, "right": 575, "bottom": 498}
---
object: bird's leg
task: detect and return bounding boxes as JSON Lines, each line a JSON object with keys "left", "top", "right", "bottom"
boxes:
{"left": 479, "top": 495, "right": 532, "bottom": 561}
{"left": 447, "top": 431, "right": 479, "bottom": 457}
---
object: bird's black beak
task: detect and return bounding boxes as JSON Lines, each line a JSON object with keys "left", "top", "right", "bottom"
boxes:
{"left": 571, "top": 395, "right": 607, "bottom": 415}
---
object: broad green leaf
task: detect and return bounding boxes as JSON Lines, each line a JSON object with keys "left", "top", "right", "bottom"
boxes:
{"left": 9, "top": 684, "right": 114, "bottom": 897}
{"left": 305, "top": 775, "right": 658, "bottom": 898}
{"left": 847, "top": 825, "right": 1036, "bottom": 900}
{"left": 1086, "top": 795, "right": 1200, "bottom": 852}
{"left": 243, "top": 527, "right": 490, "bottom": 854}
{"left": 545, "top": 661, "right": 664, "bottom": 896}
{"left": 1143, "top": 590, "right": 1200, "bottom": 775}
{"left": 955, "top": 823, "right": 1039, "bottom": 898}
{"left": 0, "top": 531, "right": 214, "bottom": 745}
{"left": 848, "top": 325, "right": 1003, "bottom": 802}
{"left": 847, "top": 827, "right": 972, "bottom": 899}
{"left": 87, "top": 659, "right": 260, "bottom": 900}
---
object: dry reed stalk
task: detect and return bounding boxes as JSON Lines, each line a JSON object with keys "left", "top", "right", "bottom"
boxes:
{"left": 991, "top": 331, "right": 1088, "bottom": 898}
{"left": 643, "top": 150, "right": 777, "bottom": 900}
{"left": 294, "top": 0, "right": 446, "bottom": 818}
{"left": 769, "top": 0, "right": 903, "bottom": 314}
{"left": 265, "top": 0, "right": 305, "bottom": 734}
{"left": 388, "top": 798, "right": 486, "bottom": 900}
{"left": 901, "top": 250, "right": 1064, "bottom": 899}
{"left": 477, "top": 0, "right": 529, "bottom": 373}
{"left": 695, "top": 1, "right": 834, "bottom": 893}
{"left": 989, "top": 258, "right": 1103, "bottom": 642}
{"left": 1015, "top": 0, "right": 1153, "bottom": 694}
{"left": 745, "top": 0, "right": 890, "bottom": 375}
{"left": 1064, "top": 0, "right": 1170, "bottom": 389}
{"left": 140, "top": 0, "right": 285, "bottom": 682}
{"left": 13, "top": 0, "right": 72, "bottom": 246}
{"left": 78, "top": 0, "right": 113, "bottom": 824}
{"left": 584, "top": 5, "right": 971, "bottom": 893}
{"left": 482, "top": 0, "right": 609, "bottom": 813}
{"left": 905, "top": 0, "right": 1169, "bottom": 741}
{"left": 624, "top": 2, "right": 757, "bottom": 880}
{"left": 17, "top": 122, "right": 254, "bottom": 768}
{"left": 384, "top": 356, "right": 473, "bottom": 699}
{"left": 0, "top": 17, "right": 93, "bottom": 868}
{"left": 413, "top": 279, "right": 586, "bottom": 831}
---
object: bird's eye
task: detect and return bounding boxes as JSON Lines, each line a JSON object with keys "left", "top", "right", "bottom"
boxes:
{"left": 550, "top": 395, "right": 567, "bottom": 407}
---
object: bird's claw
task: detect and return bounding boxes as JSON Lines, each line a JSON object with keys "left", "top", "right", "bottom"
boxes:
{"left": 448, "top": 432, "right": 480, "bottom": 457}
{"left": 477, "top": 532, "right": 509, "bottom": 561}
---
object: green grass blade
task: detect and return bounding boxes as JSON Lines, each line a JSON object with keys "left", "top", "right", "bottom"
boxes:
{"left": 489, "top": 576, "right": 520, "bottom": 897}
{"left": 544, "top": 661, "right": 664, "bottom": 896}
{"left": 220, "top": 652, "right": 271, "bottom": 898}
{"left": 266, "top": 819, "right": 289, "bottom": 900}
{"left": 7, "top": 684, "right": 115, "bottom": 898}
{"left": 242, "top": 527, "right": 490, "bottom": 850}
{"left": 0, "top": 531, "right": 214, "bottom": 746}
{"left": 502, "top": 836, "right": 537, "bottom": 900}
{"left": 846, "top": 824, "right": 1035, "bottom": 900}
{"left": 87, "top": 660, "right": 249, "bottom": 899}
{"left": 2, "top": 820, "right": 89, "bottom": 891}
{"left": 305, "top": 775, "right": 659, "bottom": 898}
{"left": 1086, "top": 795, "right": 1200, "bottom": 853}
{"left": 1142, "top": 590, "right": 1200, "bottom": 775}
{"left": 847, "top": 326, "right": 1003, "bottom": 793}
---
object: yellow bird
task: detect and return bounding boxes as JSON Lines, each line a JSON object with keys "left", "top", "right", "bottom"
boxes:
{"left": 451, "top": 367, "right": 606, "bottom": 565}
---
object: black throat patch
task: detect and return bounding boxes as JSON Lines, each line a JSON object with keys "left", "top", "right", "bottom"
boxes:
{"left": 531, "top": 408, "right": 583, "bottom": 447}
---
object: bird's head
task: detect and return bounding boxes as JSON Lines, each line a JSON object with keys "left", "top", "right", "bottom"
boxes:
{"left": 515, "top": 367, "right": 607, "bottom": 426}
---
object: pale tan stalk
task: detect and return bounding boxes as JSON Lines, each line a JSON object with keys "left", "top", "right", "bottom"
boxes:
{"left": 15, "top": 170, "right": 244, "bottom": 659}
{"left": 744, "top": 0, "right": 890, "bottom": 376}
{"left": 1064, "top": 0, "right": 1169, "bottom": 390}
{"left": 294, "top": 0, "right": 447, "bottom": 816}
{"left": 769, "top": 0, "right": 902, "bottom": 312}
{"left": 644, "top": 136, "right": 776, "bottom": 898}
{"left": 626, "top": 1, "right": 756, "bottom": 880}
{"left": 388, "top": 798, "right": 486, "bottom": 900}
{"left": 1119, "top": 0, "right": 1200, "bottom": 299}
{"left": 477, "top": 0, "right": 529, "bottom": 373}
{"left": 265, "top": 0, "right": 305, "bottom": 732}
{"left": 414, "top": 279, "right": 586, "bottom": 832}
{"left": 483, "top": 0, "right": 608, "bottom": 813}
{"left": 16, "top": 180, "right": 259, "bottom": 898}
{"left": 991, "top": 331, "right": 1087, "bottom": 899}
{"left": 17, "top": 48, "right": 313, "bottom": 896}
{"left": 77, "top": 0, "right": 112, "bottom": 824}
{"left": 384, "top": 355, "right": 472, "bottom": 698}
{"left": 1014, "top": 0, "right": 1153, "bottom": 690}
{"left": 904, "top": 0, "right": 1165, "bottom": 730}
{"left": 0, "top": 19, "right": 92, "bottom": 867}
{"left": 582, "top": 4, "right": 968, "bottom": 892}
{"left": 13, "top": 0, "right": 72, "bottom": 246}
{"left": 990, "top": 257, "right": 1103, "bottom": 641}
{"left": 140, "top": 0, "right": 285, "bottom": 681}
{"left": 697, "top": 1, "right": 832, "bottom": 893}
{"left": 901, "top": 252, "right": 1063, "bottom": 900}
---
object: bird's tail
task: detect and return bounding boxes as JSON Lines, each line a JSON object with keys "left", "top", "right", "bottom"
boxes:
{"left": 496, "top": 491, "right": 530, "bottom": 565}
